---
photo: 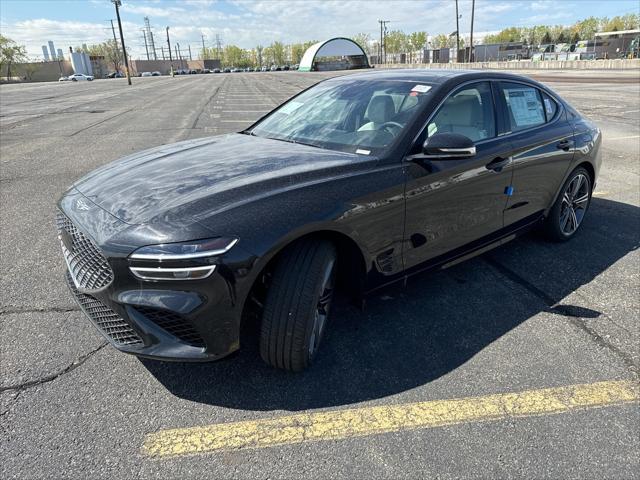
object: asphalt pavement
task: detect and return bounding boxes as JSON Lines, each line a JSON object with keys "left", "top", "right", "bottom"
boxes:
{"left": 1, "top": 70, "right": 639, "bottom": 479}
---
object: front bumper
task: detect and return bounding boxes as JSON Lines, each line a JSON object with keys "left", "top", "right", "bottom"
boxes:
{"left": 57, "top": 200, "right": 257, "bottom": 362}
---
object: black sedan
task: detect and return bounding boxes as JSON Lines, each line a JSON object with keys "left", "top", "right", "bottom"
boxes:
{"left": 56, "top": 70, "right": 601, "bottom": 371}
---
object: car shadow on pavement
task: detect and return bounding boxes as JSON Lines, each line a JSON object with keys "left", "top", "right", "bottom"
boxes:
{"left": 141, "top": 197, "right": 638, "bottom": 411}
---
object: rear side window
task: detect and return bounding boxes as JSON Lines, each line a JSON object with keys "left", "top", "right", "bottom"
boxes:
{"left": 501, "top": 82, "right": 545, "bottom": 132}
{"left": 541, "top": 92, "right": 558, "bottom": 121}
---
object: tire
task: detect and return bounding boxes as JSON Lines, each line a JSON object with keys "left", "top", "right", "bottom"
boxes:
{"left": 260, "top": 239, "right": 337, "bottom": 372}
{"left": 544, "top": 167, "right": 592, "bottom": 242}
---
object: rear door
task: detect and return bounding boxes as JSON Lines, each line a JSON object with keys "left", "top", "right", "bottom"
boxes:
{"left": 497, "top": 81, "right": 575, "bottom": 227}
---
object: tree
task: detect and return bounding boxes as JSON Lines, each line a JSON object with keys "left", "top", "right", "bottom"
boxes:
{"left": 290, "top": 43, "right": 305, "bottom": 64}
{"left": 351, "top": 33, "right": 372, "bottom": 56}
{"left": 256, "top": 45, "right": 264, "bottom": 67}
{"left": 85, "top": 40, "right": 122, "bottom": 72}
{"left": 409, "top": 31, "right": 427, "bottom": 62}
{"left": 0, "top": 35, "right": 28, "bottom": 79}
{"left": 269, "top": 41, "right": 286, "bottom": 65}
{"left": 384, "top": 30, "right": 408, "bottom": 62}
{"left": 432, "top": 34, "right": 449, "bottom": 49}
{"left": 541, "top": 31, "right": 552, "bottom": 44}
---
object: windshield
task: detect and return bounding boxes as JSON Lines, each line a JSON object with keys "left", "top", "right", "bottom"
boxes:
{"left": 249, "top": 79, "right": 433, "bottom": 155}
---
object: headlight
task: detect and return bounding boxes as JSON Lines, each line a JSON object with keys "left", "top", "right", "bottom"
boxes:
{"left": 129, "top": 237, "right": 238, "bottom": 260}
{"left": 128, "top": 237, "right": 238, "bottom": 281}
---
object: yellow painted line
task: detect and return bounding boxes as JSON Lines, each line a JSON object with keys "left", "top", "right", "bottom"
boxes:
{"left": 143, "top": 380, "right": 638, "bottom": 458}
{"left": 592, "top": 191, "right": 609, "bottom": 197}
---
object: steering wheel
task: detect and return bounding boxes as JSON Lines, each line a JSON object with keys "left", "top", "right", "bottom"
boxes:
{"left": 378, "top": 121, "right": 404, "bottom": 136}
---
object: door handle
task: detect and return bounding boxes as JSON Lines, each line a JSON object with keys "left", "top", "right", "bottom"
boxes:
{"left": 486, "top": 156, "right": 511, "bottom": 172}
{"left": 557, "top": 139, "right": 573, "bottom": 151}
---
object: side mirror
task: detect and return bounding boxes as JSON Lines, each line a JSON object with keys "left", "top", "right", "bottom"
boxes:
{"left": 422, "top": 133, "right": 476, "bottom": 159}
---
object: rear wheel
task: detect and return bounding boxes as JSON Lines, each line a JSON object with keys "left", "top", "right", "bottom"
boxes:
{"left": 260, "top": 239, "right": 337, "bottom": 372}
{"left": 544, "top": 167, "right": 592, "bottom": 241}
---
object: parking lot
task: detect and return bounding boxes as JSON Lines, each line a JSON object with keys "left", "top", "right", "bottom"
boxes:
{"left": 1, "top": 70, "right": 639, "bottom": 478}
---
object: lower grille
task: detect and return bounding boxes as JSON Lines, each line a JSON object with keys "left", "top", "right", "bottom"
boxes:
{"left": 134, "top": 306, "right": 205, "bottom": 348}
{"left": 66, "top": 273, "right": 143, "bottom": 346}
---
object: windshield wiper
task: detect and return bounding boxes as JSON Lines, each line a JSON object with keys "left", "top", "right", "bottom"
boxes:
{"left": 269, "top": 137, "right": 322, "bottom": 149}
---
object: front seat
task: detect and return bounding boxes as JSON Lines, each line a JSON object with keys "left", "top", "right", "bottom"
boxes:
{"left": 358, "top": 95, "right": 395, "bottom": 131}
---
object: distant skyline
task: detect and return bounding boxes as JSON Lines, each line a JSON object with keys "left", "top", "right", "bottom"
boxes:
{"left": 1, "top": 0, "right": 639, "bottom": 59}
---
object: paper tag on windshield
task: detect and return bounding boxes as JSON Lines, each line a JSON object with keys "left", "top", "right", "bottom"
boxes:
{"left": 356, "top": 149, "right": 371, "bottom": 155}
{"left": 279, "top": 101, "right": 304, "bottom": 114}
{"left": 411, "top": 84, "right": 431, "bottom": 93}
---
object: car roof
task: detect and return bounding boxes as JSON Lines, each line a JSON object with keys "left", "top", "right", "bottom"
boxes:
{"left": 330, "top": 68, "right": 539, "bottom": 86}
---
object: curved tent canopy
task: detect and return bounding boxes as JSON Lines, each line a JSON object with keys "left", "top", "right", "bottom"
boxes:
{"left": 298, "top": 38, "right": 370, "bottom": 72}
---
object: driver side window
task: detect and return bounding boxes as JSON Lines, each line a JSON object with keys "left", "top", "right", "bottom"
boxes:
{"left": 426, "top": 82, "right": 496, "bottom": 143}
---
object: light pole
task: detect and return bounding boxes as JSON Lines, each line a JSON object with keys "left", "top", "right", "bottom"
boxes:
{"left": 111, "top": 0, "right": 131, "bottom": 85}
{"left": 469, "top": 0, "right": 475, "bottom": 63}
{"left": 455, "top": 0, "right": 461, "bottom": 62}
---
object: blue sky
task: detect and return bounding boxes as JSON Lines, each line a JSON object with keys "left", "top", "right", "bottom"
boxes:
{"left": 1, "top": 0, "right": 638, "bottom": 59}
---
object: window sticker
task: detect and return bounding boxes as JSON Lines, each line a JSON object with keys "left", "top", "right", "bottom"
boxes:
{"left": 505, "top": 89, "right": 544, "bottom": 127}
{"left": 411, "top": 84, "right": 432, "bottom": 93}
{"left": 544, "top": 97, "right": 554, "bottom": 116}
{"left": 279, "top": 101, "right": 304, "bottom": 114}
{"left": 355, "top": 148, "right": 371, "bottom": 155}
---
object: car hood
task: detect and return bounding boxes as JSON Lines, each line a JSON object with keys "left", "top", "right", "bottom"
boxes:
{"left": 73, "top": 133, "right": 367, "bottom": 226}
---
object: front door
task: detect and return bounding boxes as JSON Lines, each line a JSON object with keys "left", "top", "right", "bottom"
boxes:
{"left": 403, "top": 81, "right": 513, "bottom": 270}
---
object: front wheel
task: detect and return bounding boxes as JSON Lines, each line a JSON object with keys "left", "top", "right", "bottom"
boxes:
{"left": 544, "top": 167, "right": 592, "bottom": 241}
{"left": 260, "top": 239, "right": 337, "bottom": 372}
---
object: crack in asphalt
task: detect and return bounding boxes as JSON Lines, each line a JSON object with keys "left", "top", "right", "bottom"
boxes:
{"left": 484, "top": 256, "right": 639, "bottom": 376}
{"left": 0, "top": 306, "right": 81, "bottom": 316}
{"left": 0, "top": 342, "right": 108, "bottom": 393}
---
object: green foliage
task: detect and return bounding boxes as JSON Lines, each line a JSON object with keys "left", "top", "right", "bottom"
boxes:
{"left": 83, "top": 40, "right": 122, "bottom": 71}
{"left": 482, "top": 14, "right": 640, "bottom": 47}
{"left": 0, "top": 35, "right": 28, "bottom": 77}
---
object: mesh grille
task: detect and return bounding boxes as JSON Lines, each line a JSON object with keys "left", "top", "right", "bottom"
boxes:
{"left": 135, "top": 306, "right": 205, "bottom": 348}
{"left": 56, "top": 210, "right": 114, "bottom": 291}
{"left": 66, "top": 273, "right": 143, "bottom": 346}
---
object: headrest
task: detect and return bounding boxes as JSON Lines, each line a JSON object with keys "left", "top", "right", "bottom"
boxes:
{"left": 368, "top": 95, "right": 395, "bottom": 124}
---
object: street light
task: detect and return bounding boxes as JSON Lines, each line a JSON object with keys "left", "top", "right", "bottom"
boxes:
{"left": 111, "top": 0, "right": 132, "bottom": 85}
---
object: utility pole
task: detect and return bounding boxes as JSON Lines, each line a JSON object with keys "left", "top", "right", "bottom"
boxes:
{"left": 201, "top": 33, "right": 206, "bottom": 59}
{"left": 469, "top": 0, "right": 475, "bottom": 63}
{"left": 111, "top": 0, "right": 131, "bottom": 85}
{"left": 215, "top": 34, "right": 222, "bottom": 60}
{"left": 188, "top": 44, "right": 192, "bottom": 61}
{"left": 142, "top": 30, "right": 149, "bottom": 60}
{"left": 110, "top": 19, "right": 121, "bottom": 70}
{"left": 455, "top": 0, "right": 460, "bottom": 63}
{"left": 166, "top": 26, "right": 173, "bottom": 70}
{"left": 378, "top": 20, "right": 390, "bottom": 64}
{"left": 144, "top": 17, "right": 157, "bottom": 60}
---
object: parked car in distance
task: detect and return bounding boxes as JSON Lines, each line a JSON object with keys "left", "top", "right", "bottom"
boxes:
{"left": 213, "top": 68, "right": 221, "bottom": 73}
{"left": 261, "top": 66, "right": 268, "bottom": 72}
{"left": 151, "top": 71, "right": 161, "bottom": 76}
{"left": 58, "top": 76, "right": 68, "bottom": 81}
{"left": 223, "top": 67, "right": 231, "bottom": 73}
{"left": 56, "top": 70, "right": 601, "bottom": 372}
{"left": 141, "top": 72, "right": 152, "bottom": 77}
{"left": 67, "top": 73, "right": 94, "bottom": 81}
{"left": 283, "top": 65, "right": 290, "bottom": 70}
{"left": 105, "top": 71, "right": 123, "bottom": 78}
